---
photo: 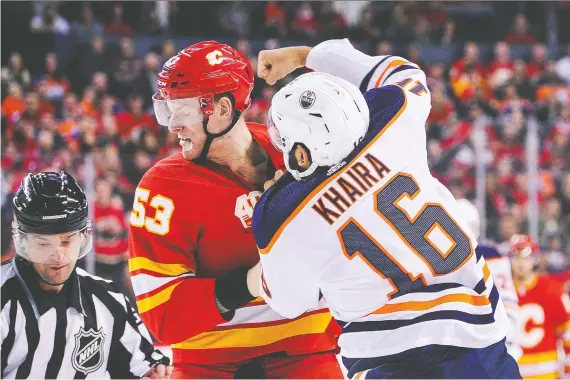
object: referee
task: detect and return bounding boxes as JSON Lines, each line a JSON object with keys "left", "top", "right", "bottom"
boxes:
{"left": 1, "top": 171, "right": 172, "bottom": 379}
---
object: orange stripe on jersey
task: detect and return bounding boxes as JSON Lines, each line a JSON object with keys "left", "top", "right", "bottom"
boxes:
{"left": 354, "top": 369, "right": 369, "bottom": 379}
{"left": 374, "top": 59, "right": 409, "bottom": 88}
{"left": 371, "top": 292, "right": 490, "bottom": 315}
{"left": 523, "top": 372, "right": 560, "bottom": 379}
{"left": 171, "top": 310, "right": 332, "bottom": 349}
{"left": 258, "top": 89, "right": 408, "bottom": 255}
{"left": 128, "top": 256, "right": 194, "bottom": 277}
{"left": 137, "top": 281, "right": 183, "bottom": 314}
{"left": 483, "top": 263, "right": 491, "bottom": 282}
{"left": 518, "top": 350, "right": 558, "bottom": 364}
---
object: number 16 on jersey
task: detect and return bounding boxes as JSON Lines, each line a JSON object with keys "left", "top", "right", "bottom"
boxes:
{"left": 338, "top": 173, "right": 474, "bottom": 300}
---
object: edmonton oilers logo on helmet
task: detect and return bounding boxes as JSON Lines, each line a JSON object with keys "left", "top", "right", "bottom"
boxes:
{"left": 72, "top": 327, "right": 106, "bottom": 375}
{"left": 299, "top": 90, "right": 316, "bottom": 109}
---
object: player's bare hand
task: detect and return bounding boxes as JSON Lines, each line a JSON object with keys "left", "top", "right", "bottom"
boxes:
{"left": 257, "top": 47, "right": 311, "bottom": 85}
{"left": 142, "top": 364, "right": 173, "bottom": 379}
{"left": 263, "top": 169, "right": 285, "bottom": 191}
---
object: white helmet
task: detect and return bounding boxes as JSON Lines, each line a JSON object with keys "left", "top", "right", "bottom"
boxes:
{"left": 456, "top": 198, "right": 481, "bottom": 240}
{"left": 268, "top": 72, "right": 370, "bottom": 180}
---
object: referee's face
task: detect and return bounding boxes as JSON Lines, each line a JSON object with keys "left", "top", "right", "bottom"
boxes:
{"left": 27, "top": 232, "right": 82, "bottom": 290}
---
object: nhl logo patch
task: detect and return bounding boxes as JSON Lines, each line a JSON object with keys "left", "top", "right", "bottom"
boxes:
{"left": 72, "top": 327, "right": 106, "bottom": 375}
{"left": 299, "top": 90, "right": 316, "bottom": 109}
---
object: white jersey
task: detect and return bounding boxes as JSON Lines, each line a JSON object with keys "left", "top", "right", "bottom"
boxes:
{"left": 476, "top": 243, "right": 522, "bottom": 360}
{"left": 252, "top": 39, "right": 509, "bottom": 374}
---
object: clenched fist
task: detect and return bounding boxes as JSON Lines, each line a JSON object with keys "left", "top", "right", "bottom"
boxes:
{"left": 263, "top": 169, "right": 286, "bottom": 191}
{"left": 257, "top": 46, "right": 312, "bottom": 85}
{"left": 143, "top": 364, "right": 173, "bottom": 379}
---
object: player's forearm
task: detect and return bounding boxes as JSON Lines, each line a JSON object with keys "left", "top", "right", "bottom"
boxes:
{"left": 305, "top": 39, "right": 426, "bottom": 92}
{"left": 139, "top": 279, "right": 229, "bottom": 345}
{"left": 305, "top": 39, "right": 385, "bottom": 91}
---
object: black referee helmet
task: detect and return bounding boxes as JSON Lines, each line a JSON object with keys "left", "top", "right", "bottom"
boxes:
{"left": 12, "top": 171, "right": 93, "bottom": 264}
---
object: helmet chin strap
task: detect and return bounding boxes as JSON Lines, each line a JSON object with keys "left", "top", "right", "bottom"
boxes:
{"left": 198, "top": 110, "right": 243, "bottom": 161}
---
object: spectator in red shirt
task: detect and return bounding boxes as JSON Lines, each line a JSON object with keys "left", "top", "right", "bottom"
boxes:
{"left": 264, "top": 1, "right": 287, "bottom": 37}
{"left": 504, "top": 13, "right": 537, "bottom": 45}
{"left": 116, "top": 93, "right": 157, "bottom": 138}
{"left": 1, "top": 83, "right": 26, "bottom": 122}
{"left": 488, "top": 42, "right": 514, "bottom": 89}
{"left": 428, "top": 86, "right": 455, "bottom": 125}
{"left": 35, "top": 80, "right": 56, "bottom": 115}
{"left": 15, "top": 92, "right": 47, "bottom": 127}
{"left": 93, "top": 177, "right": 132, "bottom": 300}
{"left": 104, "top": 3, "right": 134, "bottom": 36}
{"left": 527, "top": 43, "right": 549, "bottom": 78}
{"left": 293, "top": 3, "right": 319, "bottom": 38}
{"left": 450, "top": 42, "right": 486, "bottom": 103}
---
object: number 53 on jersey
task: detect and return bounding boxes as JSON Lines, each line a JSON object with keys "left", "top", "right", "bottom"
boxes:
{"left": 130, "top": 187, "right": 175, "bottom": 236}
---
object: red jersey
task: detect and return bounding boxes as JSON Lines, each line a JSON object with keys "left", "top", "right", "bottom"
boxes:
{"left": 128, "top": 123, "right": 336, "bottom": 365}
{"left": 516, "top": 275, "right": 570, "bottom": 378}
{"left": 93, "top": 204, "right": 129, "bottom": 263}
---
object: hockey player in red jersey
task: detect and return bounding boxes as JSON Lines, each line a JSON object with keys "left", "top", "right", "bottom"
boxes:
{"left": 127, "top": 41, "right": 341, "bottom": 378}
{"left": 510, "top": 234, "right": 570, "bottom": 379}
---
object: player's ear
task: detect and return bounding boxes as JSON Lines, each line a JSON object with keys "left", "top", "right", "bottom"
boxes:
{"left": 295, "top": 145, "right": 311, "bottom": 170}
{"left": 216, "top": 96, "right": 233, "bottom": 120}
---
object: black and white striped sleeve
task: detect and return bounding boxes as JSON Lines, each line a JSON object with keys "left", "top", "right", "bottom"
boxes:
{"left": 78, "top": 270, "right": 170, "bottom": 378}
{"left": 111, "top": 293, "right": 170, "bottom": 378}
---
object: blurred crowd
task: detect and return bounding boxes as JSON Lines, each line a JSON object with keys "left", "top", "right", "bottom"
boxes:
{"left": 1, "top": 1, "right": 570, "bottom": 295}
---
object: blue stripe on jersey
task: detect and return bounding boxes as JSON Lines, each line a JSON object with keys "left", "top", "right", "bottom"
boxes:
{"left": 405, "top": 282, "right": 463, "bottom": 295}
{"left": 476, "top": 244, "right": 502, "bottom": 260}
{"left": 338, "top": 285, "right": 499, "bottom": 333}
{"left": 359, "top": 56, "right": 392, "bottom": 93}
{"left": 342, "top": 338, "right": 517, "bottom": 379}
{"left": 384, "top": 65, "right": 418, "bottom": 83}
{"left": 475, "top": 246, "right": 485, "bottom": 262}
{"left": 474, "top": 278, "right": 487, "bottom": 294}
{"left": 253, "top": 86, "right": 406, "bottom": 250}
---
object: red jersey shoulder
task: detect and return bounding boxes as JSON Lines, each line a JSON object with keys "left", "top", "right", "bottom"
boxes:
{"left": 246, "top": 122, "right": 284, "bottom": 170}
{"left": 539, "top": 274, "right": 566, "bottom": 296}
{"left": 140, "top": 153, "right": 197, "bottom": 189}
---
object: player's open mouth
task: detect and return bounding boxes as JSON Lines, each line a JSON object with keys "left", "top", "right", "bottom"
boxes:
{"left": 179, "top": 138, "right": 193, "bottom": 152}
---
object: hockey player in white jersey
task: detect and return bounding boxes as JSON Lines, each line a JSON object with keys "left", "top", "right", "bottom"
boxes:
{"left": 247, "top": 39, "right": 521, "bottom": 379}
{"left": 455, "top": 199, "right": 522, "bottom": 361}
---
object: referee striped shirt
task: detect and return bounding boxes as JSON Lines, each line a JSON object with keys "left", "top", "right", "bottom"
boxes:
{"left": 1, "top": 258, "right": 169, "bottom": 379}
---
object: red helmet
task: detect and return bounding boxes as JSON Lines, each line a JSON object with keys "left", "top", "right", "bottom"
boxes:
{"left": 508, "top": 234, "right": 539, "bottom": 258}
{"left": 155, "top": 41, "right": 254, "bottom": 119}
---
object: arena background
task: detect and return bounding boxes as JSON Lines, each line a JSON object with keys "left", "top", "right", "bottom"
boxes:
{"left": 1, "top": 0, "right": 570, "bottom": 310}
